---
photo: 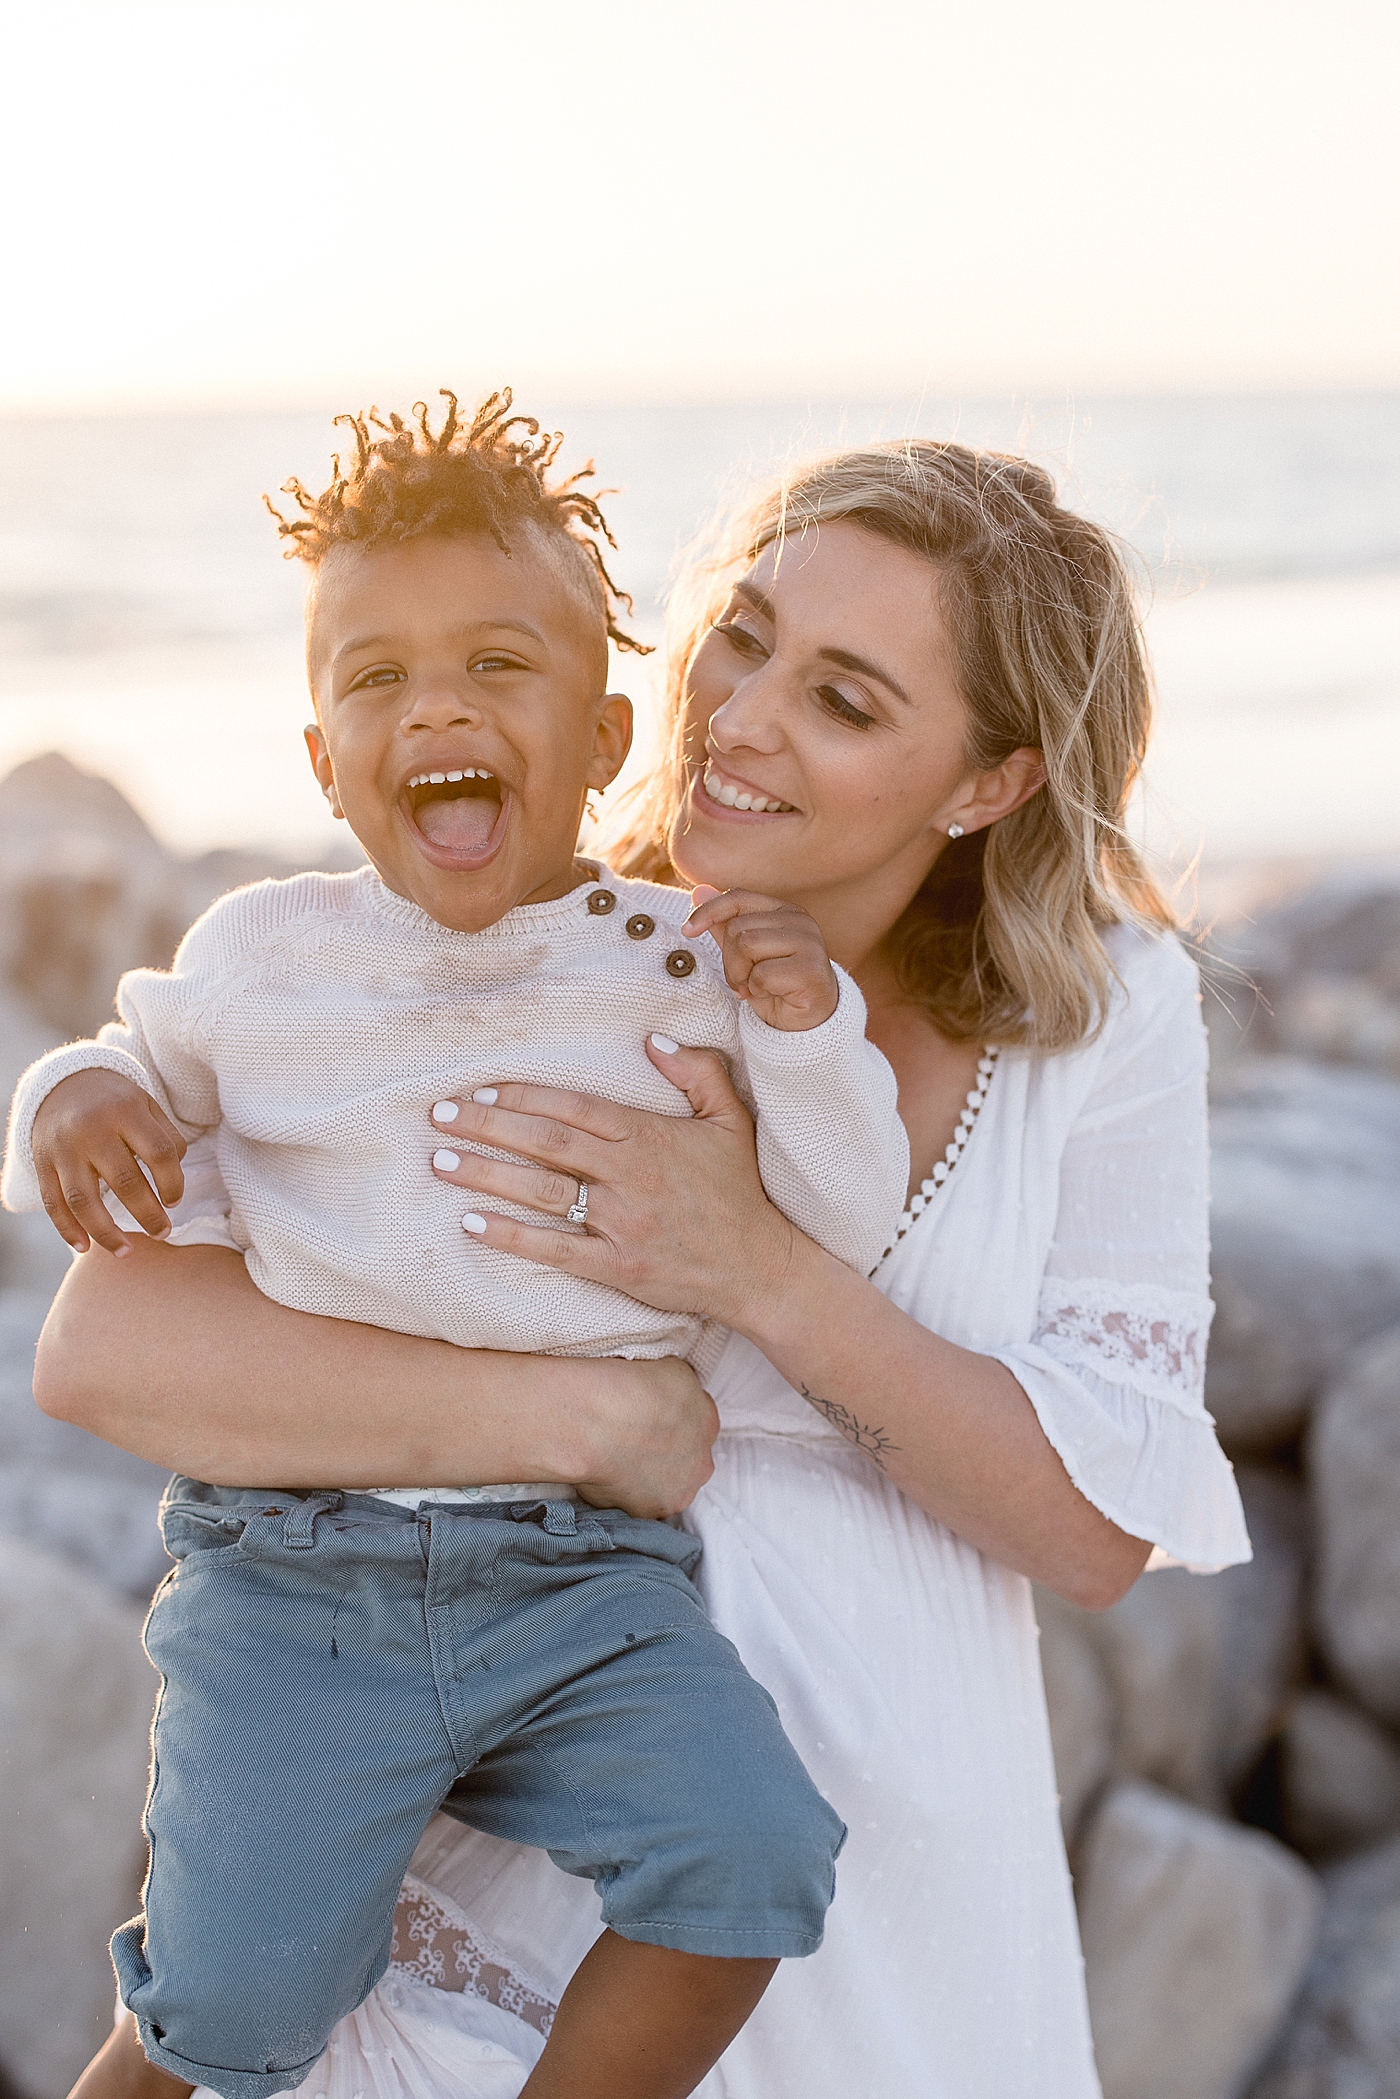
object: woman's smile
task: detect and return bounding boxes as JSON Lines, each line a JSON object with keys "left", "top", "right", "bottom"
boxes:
{"left": 696, "top": 759, "right": 799, "bottom": 817}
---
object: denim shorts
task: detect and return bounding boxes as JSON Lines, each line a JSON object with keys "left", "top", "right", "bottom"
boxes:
{"left": 114, "top": 1479, "right": 846, "bottom": 2099}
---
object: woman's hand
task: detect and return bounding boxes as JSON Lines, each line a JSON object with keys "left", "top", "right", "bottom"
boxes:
{"left": 428, "top": 1041, "right": 800, "bottom": 1335}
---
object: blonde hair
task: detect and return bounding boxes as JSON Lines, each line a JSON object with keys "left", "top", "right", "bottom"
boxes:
{"left": 608, "top": 440, "right": 1174, "bottom": 1052}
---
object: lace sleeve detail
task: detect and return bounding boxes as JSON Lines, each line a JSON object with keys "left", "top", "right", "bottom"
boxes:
{"left": 389, "top": 1874, "right": 557, "bottom": 2036}
{"left": 1033, "top": 1276, "right": 1215, "bottom": 1420}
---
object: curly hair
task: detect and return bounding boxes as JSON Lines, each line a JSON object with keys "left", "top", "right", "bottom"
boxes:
{"left": 607, "top": 440, "right": 1175, "bottom": 1054}
{"left": 265, "top": 388, "right": 648, "bottom": 655}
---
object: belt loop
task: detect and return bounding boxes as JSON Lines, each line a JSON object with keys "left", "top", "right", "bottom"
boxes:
{"left": 283, "top": 1492, "right": 343, "bottom": 1550}
{"left": 542, "top": 1500, "right": 578, "bottom": 1537}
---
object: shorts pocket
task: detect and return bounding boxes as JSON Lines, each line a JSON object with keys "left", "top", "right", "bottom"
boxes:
{"left": 159, "top": 1503, "right": 253, "bottom": 1563}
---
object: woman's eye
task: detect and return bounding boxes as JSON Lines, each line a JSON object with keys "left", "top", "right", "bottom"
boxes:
{"left": 713, "top": 618, "right": 770, "bottom": 661}
{"left": 817, "top": 685, "right": 876, "bottom": 730}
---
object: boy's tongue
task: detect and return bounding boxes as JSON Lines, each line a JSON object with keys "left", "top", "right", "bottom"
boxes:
{"left": 416, "top": 794, "right": 498, "bottom": 852}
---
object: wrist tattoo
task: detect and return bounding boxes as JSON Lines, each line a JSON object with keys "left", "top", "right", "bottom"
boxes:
{"left": 799, "top": 1385, "right": 899, "bottom": 1469}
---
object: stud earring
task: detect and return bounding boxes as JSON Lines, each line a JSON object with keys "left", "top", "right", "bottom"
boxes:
{"left": 947, "top": 823, "right": 965, "bottom": 839}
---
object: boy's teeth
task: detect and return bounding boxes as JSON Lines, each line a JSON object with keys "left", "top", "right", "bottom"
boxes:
{"left": 406, "top": 767, "right": 495, "bottom": 790}
{"left": 703, "top": 766, "right": 789, "bottom": 814}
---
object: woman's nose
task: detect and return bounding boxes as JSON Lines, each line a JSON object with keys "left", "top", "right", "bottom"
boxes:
{"left": 708, "top": 666, "right": 786, "bottom": 754}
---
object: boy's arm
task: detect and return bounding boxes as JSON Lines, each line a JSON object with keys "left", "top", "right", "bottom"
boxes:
{"left": 735, "top": 967, "right": 909, "bottom": 1276}
{"left": 678, "top": 887, "right": 908, "bottom": 1276}
{"left": 2, "top": 937, "right": 223, "bottom": 1240}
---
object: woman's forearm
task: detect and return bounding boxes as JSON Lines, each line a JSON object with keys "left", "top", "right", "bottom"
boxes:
{"left": 33, "top": 1241, "right": 717, "bottom": 1516}
{"left": 735, "top": 1238, "right": 1151, "bottom": 1609}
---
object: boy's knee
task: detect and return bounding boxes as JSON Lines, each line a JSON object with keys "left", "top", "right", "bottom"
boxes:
{"left": 113, "top": 1918, "right": 367, "bottom": 2099}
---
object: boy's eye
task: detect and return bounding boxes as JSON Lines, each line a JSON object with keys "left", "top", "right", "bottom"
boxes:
{"left": 817, "top": 685, "right": 876, "bottom": 731}
{"left": 348, "top": 665, "right": 404, "bottom": 692}
{"left": 471, "top": 652, "right": 530, "bottom": 674}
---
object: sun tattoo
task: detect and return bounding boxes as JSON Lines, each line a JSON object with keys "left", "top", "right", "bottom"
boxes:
{"left": 799, "top": 1386, "right": 900, "bottom": 1468}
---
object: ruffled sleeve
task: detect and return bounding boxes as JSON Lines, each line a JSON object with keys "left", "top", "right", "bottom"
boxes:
{"left": 993, "top": 933, "right": 1251, "bottom": 1574}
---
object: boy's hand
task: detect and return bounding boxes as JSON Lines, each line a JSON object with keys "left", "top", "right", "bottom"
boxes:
{"left": 31, "top": 1069, "right": 187, "bottom": 1256}
{"left": 682, "top": 885, "right": 839, "bottom": 1033}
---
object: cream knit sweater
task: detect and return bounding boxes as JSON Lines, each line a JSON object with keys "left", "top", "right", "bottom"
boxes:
{"left": 4, "top": 867, "right": 907, "bottom": 1385}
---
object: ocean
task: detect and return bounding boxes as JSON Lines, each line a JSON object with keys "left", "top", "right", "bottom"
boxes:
{"left": 2, "top": 392, "right": 1397, "bottom": 881}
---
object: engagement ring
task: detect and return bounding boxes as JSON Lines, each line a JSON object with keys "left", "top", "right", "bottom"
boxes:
{"left": 566, "top": 1181, "right": 589, "bottom": 1225}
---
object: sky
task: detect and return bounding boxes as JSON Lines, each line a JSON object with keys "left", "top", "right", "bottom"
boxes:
{"left": 2, "top": 0, "right": 1397, "bottom": 412}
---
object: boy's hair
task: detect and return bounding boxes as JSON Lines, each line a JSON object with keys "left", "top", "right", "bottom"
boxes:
{"left": 266, "top": 388, "right": 648, "bottom": 655}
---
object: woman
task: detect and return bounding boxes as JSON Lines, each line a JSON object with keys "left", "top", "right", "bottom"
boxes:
{"left": 40, "top": 440, "right": 1249, "bottom": 2097}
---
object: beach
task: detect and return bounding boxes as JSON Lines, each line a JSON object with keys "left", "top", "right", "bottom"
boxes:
{"left": 2, "top": 391, "right": 1398, "bottom": 869}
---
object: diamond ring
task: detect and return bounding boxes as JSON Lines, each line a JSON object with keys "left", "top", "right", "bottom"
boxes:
{"left": 565, "top": 1181, "right": 589, "bottom": 1225}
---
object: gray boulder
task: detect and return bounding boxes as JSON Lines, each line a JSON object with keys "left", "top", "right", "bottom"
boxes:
{"left": 1036, "top": 1474, "right": 1305, "bottom": 1829}
{"left": 1312, "top": 1326, "right": 1400, "bottom": 1728}
{"left": 1249, "top": 1833, "right": 1400, "bottom": 2097}
{"left": 1281, "top": 1692, "right": 1400, "bottom": 1862}
{"left": 1078, "top": 1781, "right": 1322, "bottom": 2099}
{"left": 0, "top": 1536, "right": 157, "bottom": 2099}
{"left": 1214, "top": 872, "right": 1400, "bottom": 1079}
{"left": 1210, "top": 1467, "right": 1310, "bottom": 1791}
{"left": 1207, "top": 1060, "right": 1400, "bottom": 1452}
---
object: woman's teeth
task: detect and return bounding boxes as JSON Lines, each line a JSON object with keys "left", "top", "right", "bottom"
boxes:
{"left": 407, "top": 768, "right": 494, "bottom": 789}
{"left": 702, "top": 767, "right": 792, "bottom": 814}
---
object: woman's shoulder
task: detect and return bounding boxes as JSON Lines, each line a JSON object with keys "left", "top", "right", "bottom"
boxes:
{"left": 1100, "top": 918, "right": 1200, "bottom": 1008}
{"left": 1092, "top": 919, "right": 1206, "bottom": 1071}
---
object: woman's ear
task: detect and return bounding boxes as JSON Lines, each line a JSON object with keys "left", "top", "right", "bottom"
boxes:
{"left": 304, "top": 723, "right": 345, "bottom": 820}
{"left": 948, "top": 747, "right": 1046, "bottom": 837}
{"left": 587, "top": 693, "right": 634, "bottom": 791}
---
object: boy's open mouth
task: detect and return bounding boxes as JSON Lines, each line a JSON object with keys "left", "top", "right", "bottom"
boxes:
{"left": 401, "top": 767, "right": 507, "bottom": 864}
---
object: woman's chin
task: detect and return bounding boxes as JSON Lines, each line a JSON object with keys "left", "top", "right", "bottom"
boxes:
{"left": 673, "top": 779, "right": 799, "bottom": 885}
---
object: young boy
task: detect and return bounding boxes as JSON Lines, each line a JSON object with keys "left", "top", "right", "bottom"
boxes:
{"left": 3, "top": 393, "right": 908, "bottom": 2099}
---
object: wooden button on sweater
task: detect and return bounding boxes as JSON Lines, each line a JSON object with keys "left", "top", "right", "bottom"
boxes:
{"left": 586, "top": 890, "right": 616, "bottom": 915}
{"left": 665, "top": 950, "right": 697, "bottom": 978}
{"left": 625, "top": 914, "right": 655, "bottom": 940}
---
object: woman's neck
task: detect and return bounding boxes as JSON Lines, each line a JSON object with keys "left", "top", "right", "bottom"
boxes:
{"left": 847, "top": 941, "right": 985, "bottom": 1198}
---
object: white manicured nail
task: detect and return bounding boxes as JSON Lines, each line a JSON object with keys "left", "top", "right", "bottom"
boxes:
{"left": 472, "top": 1087, "right": 498, "bottom": 1105}
{"left": 433, "top": 1101, "right": 459, "bottom": 1123}
{"left": 650, "top": 1034, "right": 680, "bottom": 1054}
{"left": 433, "top": 1150, "right": 460, "bottom": 1172}
{"left": 461, "top": 1212, "right": 488, "bottom": 1235}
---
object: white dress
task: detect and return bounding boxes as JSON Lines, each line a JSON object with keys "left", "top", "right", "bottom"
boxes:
{"left": 203, "top": 925, "right": 1252, "bottom": 2099}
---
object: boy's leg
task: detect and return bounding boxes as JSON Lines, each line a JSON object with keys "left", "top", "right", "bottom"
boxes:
{"left": 520, "top": 1937, "right": 777, "bottom": 2099}
{"left": 431, "top": 1500, "right": 846, "bottom": 2097}
{"left": 121, "top": 1487, "right": 462, "bottom": 2099}
{"left": 66, "top": 2016, "right": 193, "bottom": 2099}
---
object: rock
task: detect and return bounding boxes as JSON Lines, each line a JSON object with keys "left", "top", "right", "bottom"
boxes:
{"left": 0, "top": 1290, "right": 170, "bottom": 1600}
{"left": 1078, "top": 1781, "right": 1322, "bottom": 2099}
{"left": 1216, "top": 872, "right": 1400, "bottom": 1079}
{"left": 0, "top": 1536, "right": 157, "bottom": 2099}
{"left": 1249, "top": 1833, "right": 1400, "bottom": 2096}
{"left": 1312, "top": 1325, "right": 1400, "bottom": 1728}
{"left": 1281, "top": 1691, "right": 1400, "bottom": 1862}
{"left": 1038, "top": 1475, "right": 1307, "bottom": 1844}
{"left": 1210, "top": 1467, "right": 1310, "bottom": 1792}
{"left": 1207, "top": 1059, "right": 1400, "bottom": 1452}
{"left": 1083, "top": 1572, "right": 1227, "bottom": 1810}
{"left": 1035, "top": 1587, "right": 1115, "bottom": 1845}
